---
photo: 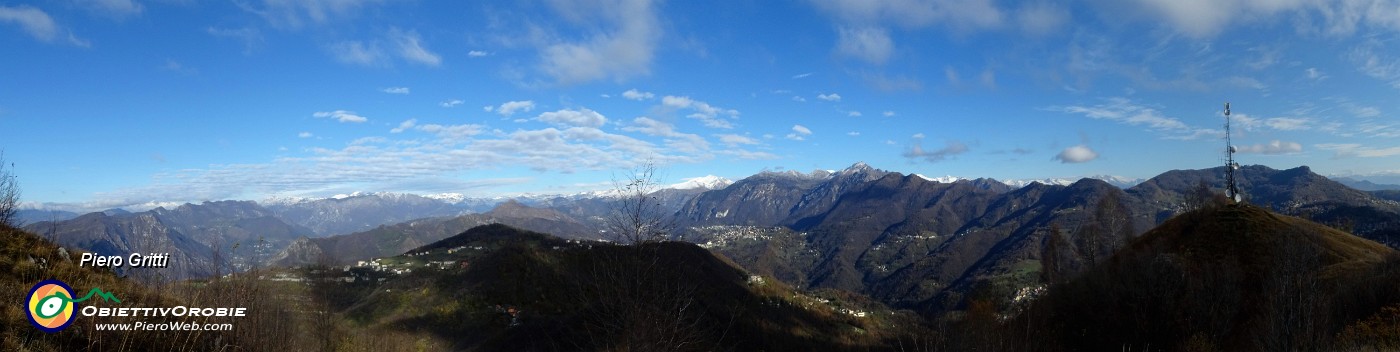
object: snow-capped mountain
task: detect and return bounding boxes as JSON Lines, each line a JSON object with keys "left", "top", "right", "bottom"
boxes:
{"left": 915, "top": 174, "right": 964, "bottom": 183}
{"left": 1086, "top": 175, "right": 1145, "bottom": 188}
{"left": 1000, "top": 175, "right": 1144, "bottom": 189}
{"left": 1000, "top": 178, "right": 1078, "bottom": 188}
{"left": 669, "top": 175, "right": 734, "bottom": 190}
{"left": 423, "top": 192, "right": 468, "bottom": 203}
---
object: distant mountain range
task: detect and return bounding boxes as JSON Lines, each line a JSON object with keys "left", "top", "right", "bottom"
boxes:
{"left": 23, "top": 162, "right": 1400, "bottom": 301}
{"left": 22, "top": 201, "right": 313, "bottom": 281}
{"left": 668, "top": 163, "right": 1400, "bottom": 315}
{"left": 1334, "top": 177, "right": 1400, "bottom": 191}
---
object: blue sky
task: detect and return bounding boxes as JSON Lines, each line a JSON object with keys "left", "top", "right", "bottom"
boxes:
{"left": 3, "top": 0, "right": 1400, "bottom": 211}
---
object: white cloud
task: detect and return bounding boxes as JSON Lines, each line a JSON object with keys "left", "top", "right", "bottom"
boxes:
{"left": 467, "top": 50, "right": 490, "bottom": 57}
{"left": 0, "top": 6, "right": 57, "bottom": 42}
{"left": 904, "top": 140, "right": 969, "bottom": 163}
{"left": 1349, "top": 104, "right": 1381, "bottom": 118}
{"left": 1317, "top": 143, "right": 1400, "bottom": 158}
{"left": 718, "top": 149, "right": 779, "bottom": 160}
{"left": 537, "top": 108, "right": 607, "bottom": 128}
{"left": 716, "top": 134, "right": 759, "bottom": 147}
{"left": 415, "top": 123, "right": 485, "bottom": 139}
{"left": 390, "top": 119, "right": 416, "bottom": 133}
{"left": 1122, "top": 0, "right": 1400, "bottom": 38}
{"left": 241, "top": 0, "right": 382, "bottom": 29}
{"left": 482, "top": 105, "right": 494, "bottom": 112}
{"left": 1229, "top": 113, "right": 1312, "bottom": 132}
{"left": 836, "top": 25, "right": 894, "bottom": 64}
{"left": 1050, "top": 97, "right": 1215, "bottom": 138}
{"left": 847, "top": 131, "right": 861, "bottom": 136}
{"left": 496, "top": 100, "right": 536, "bottom": 116}
{"left": 811, "top": 0, "right": 1004, "bottom": 32}
{"left": 380, "top": 87, "right": 410, "bottom": 94}
{"left": 912, "top": 133, "right": 925, "bottom": 139}
{"left": 325, "top": 28, "right": 440, "bottom": 67}
{"left": 389, "top": 28, "right": 440, "bottom": 66}
{"left": 1304, "top": 67, "right": 1328, "bottom": 81}
{"left": 883, "top": 111, "right": 896, "bottom": 117}
{"left": 74, "top": 113, "right": 739, "bottom": 209}
{"left": 945, "top": 66, "right": 961, "bottom": 85}
{"left": 1358, "top": 122, "right": 1400, "bottom": 138}
{"left": 665, "top": 133, "right": 710, "bottom": 154}
{"left": 792, "top": 96, "right": 807, "bottom": 102}
{"left": 327, "top": 41, "right": 387, "bottom": 66}
{"left": 848, "top": 111, "right": 863, "bottom": 117}
{"left": 1054, "top": 144, "right": 1098, "bottom": 163}
{"left": 1015, "top": 2, "right": 1068, "bottom": 35}
{"left": 162, "top": 59, "right": 197, "bottom": 75}
{"left": 621, "top": 88, "right": 654, "bottom": 100}
{"left": 313, "top": 110, "right": 368, "bottom": 123}
{"left": 298, "top": 132, "right": 313, "bottom": 138}
{"left": 792, "top": 125, "right": 812, "bottom": 135}
{"left": 1264, "top": 117, "right": 1310, "bottom": 131}
{"left": 863, "top": 72, "right": 923, "bottom": 91}
{"left": 1130, "top": 0, "right": 1286, "bottom": 37}
{"left": 813, "top": 0, "right": 1004, "bottom": 65}
{"left": 1236, "top": 140, "right": 1302, "bottom": 155}
{"left": 792, "top": 72, "right": 814, "bottom": 79}
{"left": 1349, "top": 40, "right": 1400, "bottom": 89}
{"left": 786, "top": 124, "right": 813, "bottom": 140}
{"left": 623, "top": 117, "right": 676, "bottom": 136}
{"left": 605, "top": 119, "right": 713, "bottom": 157}
{"left": 207, "top": 27, "right": 262, "bottom": 55}
{"left": 818, "top": 93, "right": 842, "bottom": 102}
{"left": 536, "top": 0, "right": 661, "bottom": 84}
{"left": 662, "top": 95, "right": 738, "bottom": 129}
{"left": 89, "top": 0, "right": 143, "bottom": 19}
{"left": 440, "top": 99, "right": 464, "bottom": 108}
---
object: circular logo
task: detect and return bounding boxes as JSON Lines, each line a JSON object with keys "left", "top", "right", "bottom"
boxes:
{"left": 27, "top": 280, "right": 76, "bottom": 333}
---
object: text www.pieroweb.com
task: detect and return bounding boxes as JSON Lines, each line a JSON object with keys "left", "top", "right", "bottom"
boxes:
{"left": 94, "top": 321, "right": 234, "bottom": 331}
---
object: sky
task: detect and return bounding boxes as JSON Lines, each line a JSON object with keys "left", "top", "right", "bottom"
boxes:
{"left": 2, "top": 0, "right": 1400, "bottom": 212}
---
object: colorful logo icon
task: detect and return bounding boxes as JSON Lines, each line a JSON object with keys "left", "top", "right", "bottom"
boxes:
{"left": 27, "top": 280, "right": 77, "bottom": 333}
{"left": 26, "top": 280, "right": 120, "bottom": 333}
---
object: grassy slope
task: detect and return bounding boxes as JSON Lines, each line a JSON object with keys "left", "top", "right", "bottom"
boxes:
{"left": 1024, "top": 204, "right": 1399, "bottom": 351}
{"left": 0, "top": 226, "right": 234, "bottom": 351}
{"left": 318, "top": 223, "right": 927, "bottom": 351}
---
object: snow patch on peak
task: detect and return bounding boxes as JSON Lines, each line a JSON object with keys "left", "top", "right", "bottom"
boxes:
{"left": 260, "top": 195, "right": 314, "bottom": 206}
{"left": 1087, "top": 175, "right": 1144, "bottom": 188}
{"left": 424, "top": 193, "right": 467, "bottom": 203}
{"left": 838, "top": 161, "right": 876, "bottom": 175}
{"left": 999, "top": 175, "right": 1142, "bottom": 189}
{"left": 916, "top": 174, "right": 963, "bottom": 183}
{"left": 670, "top": 175, "right": 733, "bottom": 190}
{"left": 1001, "top": 178, "right": 1077, "bottom": 188}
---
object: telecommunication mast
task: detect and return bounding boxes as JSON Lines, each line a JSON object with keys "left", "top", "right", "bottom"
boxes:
{"left": 1223, "top": 102, "right": 1242, "bottom": 203}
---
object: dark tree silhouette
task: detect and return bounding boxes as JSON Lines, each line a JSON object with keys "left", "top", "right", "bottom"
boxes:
{"left": 605, "top": 160, "right": 675, "bottom": 245}
{"left": 0, "top": 151, "right": 20, "bottom": 227}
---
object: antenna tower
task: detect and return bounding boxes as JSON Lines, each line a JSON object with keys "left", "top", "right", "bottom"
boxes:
{"left": 1223, "top": 102, "right": 1242, "bottom": 203}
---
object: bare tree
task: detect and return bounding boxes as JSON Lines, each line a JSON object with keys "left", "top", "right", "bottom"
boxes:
{"left": 1186, "top": 179, "right": 1214, "bottom": 211}
{"left": 0, "top": 150, "right": 20, "bottom": 227}
{"left": 606, "top": 160, "right": 675, "bottom": 245}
